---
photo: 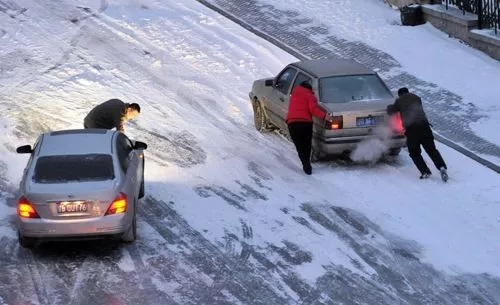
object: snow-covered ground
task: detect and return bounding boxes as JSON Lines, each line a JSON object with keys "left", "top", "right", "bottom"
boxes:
{"left": 268, "top": 0, "right": 500, "bottom": 149}
{"left": 0, "top": 0, "right": 499, "bottom": 304}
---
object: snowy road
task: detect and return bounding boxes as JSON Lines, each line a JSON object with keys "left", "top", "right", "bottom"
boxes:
{"left": 0, "top": 1, "right": 499, "bottom": 304}
{"left": 3, "top": 194, "right": 500, "bottom": 305}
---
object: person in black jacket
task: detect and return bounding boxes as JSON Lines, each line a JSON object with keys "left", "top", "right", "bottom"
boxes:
{"left": 387, "top": 87, "right": 448, "bottom": 181}
{"left": 84, "top": 99, "right": 140, "bottom": 133}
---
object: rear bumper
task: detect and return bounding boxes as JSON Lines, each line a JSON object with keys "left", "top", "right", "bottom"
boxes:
{"left": 18, "top": 213, "right": 131, "bottom": 239}
{"left": 316, "top": 134, "right": 406, "bottom": 155}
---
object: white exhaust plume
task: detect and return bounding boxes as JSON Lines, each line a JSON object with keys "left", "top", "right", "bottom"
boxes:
{"left": 350, "top": 124, "right": 394, "bottom": 163}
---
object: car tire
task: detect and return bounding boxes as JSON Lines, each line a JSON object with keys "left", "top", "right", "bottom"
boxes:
{"left": 253, "top": 100, "right": 270, "bottom": 132}
{"left": 18, "top": 231, "right": 36, "bottom": 249}
{"left": 138, "top": 159, "right": 145, "bottom": 199}
{"left": 121, "top": 212, "right": 137, "bottom": 243}
{"left": 389, "top": 148, "right": 401, "bottom": 156}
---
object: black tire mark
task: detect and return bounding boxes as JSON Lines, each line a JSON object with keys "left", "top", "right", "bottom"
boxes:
{"left": 125, "top": 243, "right": 178, "bottom": 305}
{"left": 0, "top": 0, "right": 26, "bottom": 18}
{"left": 138, "top": 196, "right": 295, "bottom": 304}
{"left": 331, "top": 206, "right": 369, "bottom": 235}
{"left": 240, "top": 219, "right": 253, "bottom": 239}
{"left": 235, "top": 180, "right": 268, "bottom": 201}
{"left": 222, "top": 231, "right": 238, "bottom": 256}
{"left": 239, "top": 219, "right": 253, "bottom": 261}
{"left": 129, "top": 124, "right": 207, "bottom": 168}
{"left": 291, "top": 216, "right": 322, "bottom": 236}
{"left": 20, "top": 248, "right": 50, "bottom": 305}
{"left": 194, "top": 185, "right": 247, "bottom": 211}
{"left": 300, "top": 203, "right": 500, "bottom": 305}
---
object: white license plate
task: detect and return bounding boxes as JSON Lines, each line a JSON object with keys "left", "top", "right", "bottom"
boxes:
{"left": 356, "top": 116, "right": 381, "bottom": 127}
{"left": 57, "top": 201, "right": 89, "bottom": 214}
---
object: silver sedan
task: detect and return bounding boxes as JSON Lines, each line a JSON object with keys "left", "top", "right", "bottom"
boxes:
{"left": 249, "top": 58, "right": 406, "bottom": 160}
{"left": 15, "top": 128, "right": 147, "bottom": 248}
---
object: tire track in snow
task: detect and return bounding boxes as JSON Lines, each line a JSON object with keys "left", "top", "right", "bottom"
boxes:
{"left": 123, "top": 243, "right": 180, "bottom": 305}
{"left": 58, "top": 11, "right": 216, "bottom": 168}
{"left": 0, "top": 236, "right": 46, "bottom": 305}
{"left": 16, "top": 240, "right": 175, "bottom": 305}
{"left": 19, "top": 247, "right": 51, "bottom": 305}
{"left": 129, "top": 123, "right": 207, "bottom": 168}
{"left": 297, "top": 203, "right": 500, "bottom": 305}
{"left": 138, "top": 196, "right": 296, "bottom": 304}
{"left": 222, "top": 219, "right": 254, "bottom": 261}
{"left": 3, "top": 2, "right": 264, "bottom": 169}
{"left": 1, "top": 4, "right": 209, "bottom": 168}
{"left": 0, "top": 2, "right": 101, "bottom": 139}
{"left": 77, "top": 8, "right": 270, "bottom": 155}
{"left": 0, "top": 0, "right": 27, "bottom": 18}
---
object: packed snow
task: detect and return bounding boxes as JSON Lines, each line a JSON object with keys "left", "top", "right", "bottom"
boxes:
{"left": 0, "top": 0, "right": 499, "bottom": 303}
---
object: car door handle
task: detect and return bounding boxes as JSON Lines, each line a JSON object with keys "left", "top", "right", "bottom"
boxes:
{"left": 279, "top": 97, "right": 284, "bottom": 102}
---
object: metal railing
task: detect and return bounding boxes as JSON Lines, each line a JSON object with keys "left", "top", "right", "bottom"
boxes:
{"left": 443, "top": 0, "right": 500, "bottom": 34}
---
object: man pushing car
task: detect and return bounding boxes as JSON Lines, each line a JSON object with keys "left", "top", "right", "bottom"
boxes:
{"left": 84, "top": 98, "right": 141, "bottom": 133}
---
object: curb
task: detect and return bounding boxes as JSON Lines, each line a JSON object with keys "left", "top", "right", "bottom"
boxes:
{"left": 196, "top": 0, "right": 500, "bottom": 174}
{"left": 434, "top": 133, "right": 500, "bottom": 173}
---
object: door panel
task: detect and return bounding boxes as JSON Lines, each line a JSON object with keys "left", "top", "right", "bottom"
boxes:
{"left": 266, "top": 67, "right": 297, "bottom": 129}
{"left": 116, "top": 134, "right": 139, "bottom": 202}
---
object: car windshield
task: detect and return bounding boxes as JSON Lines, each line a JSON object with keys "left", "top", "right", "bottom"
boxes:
{"left": 319, "top": 74, "right": 393, "bottom": 103}
{"left": 33, "top": 154, "right": 115, "bottom": 183}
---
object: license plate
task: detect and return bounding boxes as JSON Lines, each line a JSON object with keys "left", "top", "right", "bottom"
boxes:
{"left": 356, "top": 116, "right": 379, "bottom": 127}
{"left": 57, "top": 201, "right": 89, "bottom": 214}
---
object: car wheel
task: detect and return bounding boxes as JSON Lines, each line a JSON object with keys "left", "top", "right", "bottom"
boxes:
{"left": 121, "top": 212, "right": 137, "bottom": 243}
{"left": 253, "top": 100, "right": 270, "bottom": 132}
{"left": 18, "top": 231, "right": 36, "bottom": 249}
{"left": 389, "top": 148, "right": 401, "bottom": 156}
{"left": 138, "top": 159, "right": 145, "bottom": 199}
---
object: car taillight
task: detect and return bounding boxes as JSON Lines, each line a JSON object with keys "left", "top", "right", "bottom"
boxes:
{"left": 390, "top": 113, "right": 405, "bottom": 134}
{"left": 105, "top": 193, "right": 128, "bottom": 215}
{"left": 18, "top": 196, "right": 40, "bottom": 218}
{"left": 326, "top": 115, "right": 343, "bottom": 130}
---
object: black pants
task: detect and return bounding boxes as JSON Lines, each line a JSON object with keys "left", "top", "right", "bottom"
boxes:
{"left": 288, "top": 122, "right": 313, "bottom": 169}
{"left": 406, "top": 123, "right": 447, "bottom": 175}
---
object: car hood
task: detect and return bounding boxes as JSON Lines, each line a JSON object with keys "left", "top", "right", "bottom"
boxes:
{"left": 24, "top": 180, "right": 119, "bottom": 203}
{"left": 320, "top": 98, "right": 394, "bottom": 114}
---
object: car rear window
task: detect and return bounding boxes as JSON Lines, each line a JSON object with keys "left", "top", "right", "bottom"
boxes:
{"left": 319, "top": 74, "right": 393, "bottom": 103}
{"left": 33, "top": 154, "right": 115, "bottom": 183}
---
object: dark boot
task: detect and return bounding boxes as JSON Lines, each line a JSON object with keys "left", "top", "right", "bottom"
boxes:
{"left": 421, "top": 134, "right": 447, "bottom": 171}
{"left": 439, "top": 167, "right": 448, "bottom": 182}
{"left": 303, "top": 163, "right": 312, "bottom": 175}
{"left": 419, "top": 172, "right": 431, "bottom": 179}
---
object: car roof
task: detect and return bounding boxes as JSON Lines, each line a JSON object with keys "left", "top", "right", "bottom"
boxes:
{"left": 37, "top": 129, "right": 116, "bottom": 157}
{"left": 290, "top": 58, "right": 375, "bottom": 78}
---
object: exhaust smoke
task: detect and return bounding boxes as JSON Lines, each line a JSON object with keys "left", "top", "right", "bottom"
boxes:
{"left": 350, "top": 124, "right": 394, "bottom": 163}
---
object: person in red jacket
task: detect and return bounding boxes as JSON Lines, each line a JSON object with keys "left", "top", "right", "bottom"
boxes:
{"left": 286, "top": 81, "right": 332, "bottom": 175}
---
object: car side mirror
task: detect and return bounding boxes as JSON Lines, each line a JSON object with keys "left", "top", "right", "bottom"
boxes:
{"left": 16, "top": 145, "right": 33, "bottom": 154}
{"left": 133, "top": 141, "right": 148, "bottom": 150}
{"left": 264, "top": 79, "right": 274, "bottom": 87}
